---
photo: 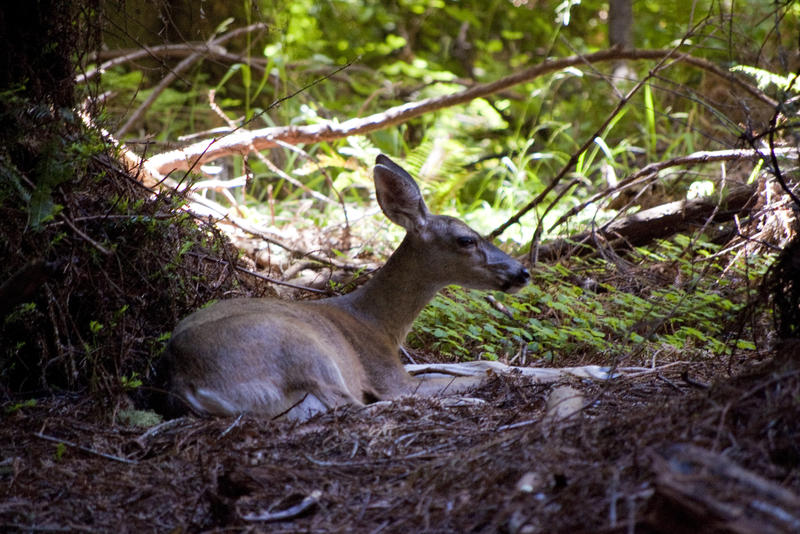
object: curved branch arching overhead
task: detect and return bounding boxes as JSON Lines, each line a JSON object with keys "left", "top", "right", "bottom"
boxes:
{"left": 145, "top": 47, "right": 775, "bottom": 177}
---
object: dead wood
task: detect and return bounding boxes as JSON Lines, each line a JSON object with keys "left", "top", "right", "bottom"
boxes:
{"left": 113, "top": 23, "right": 269, "bottom": 138}
{"left": 145, "top": 48, "right": 774, "bottom": 176}
{"left": 642, "top": 444, "right": 800, "bottom": 534}
{"left": 549, "top": 147, "right": 799, "bottom": 232}
{"left": 536, "top": 183, "right": 757, "bottom": 261}
{"left": 491, "top": 50, "right": 672, "bottom": 240}
{"left": 103, "top": 132, "right": 365, "bottom": 274}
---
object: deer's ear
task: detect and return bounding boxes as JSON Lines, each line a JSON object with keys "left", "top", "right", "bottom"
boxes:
{"left": 374, "top": 156, "right": 430, "bottom": 231}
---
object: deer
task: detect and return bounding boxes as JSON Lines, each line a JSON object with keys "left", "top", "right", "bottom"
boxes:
{"left": 166, "top": 154, "right": 531, "bottom": 421}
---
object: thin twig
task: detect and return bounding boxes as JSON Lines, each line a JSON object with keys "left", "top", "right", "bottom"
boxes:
{"left": 235, "top": 264, "right": 329, "bottom": 294}
{"left": 492, "top": 46, "right": 686, "bottom": 244}
{"left": 78, "top": 42, "right": 229, "bottom": 83}
{"left": 219, "top": 414, "right": 244, "bottom": 438}
{"left": 765, "top": 99, "right": 800, "bottom": 209}
{"left": 134, "top": 417, "right": 190, "bottom": 449}
{"left": 206, "top": 89, "right": 336, "bottom": 205}
{"left": 496, "top": 419, "right": 539, "bottom": 432}
{"left": 549, "top": 147, "right": 798, "bottom": 231}
{"left": 34, "top": 432, "right": 138, "bottom": 464}
{"left": 114, "top": 23, "right": 268, "bottom": 137}
{"left": 59, "top": 215, "right": 112, "bottom": 256}
{"left": 88, "top": 118, "right": 367, "bottom": 274}
{"left": 657, "top": 373, "right": 684, "bottom": 393}
{"left": 147, "top": 47, "right": 775, "bottom": 175}
{"left": 242, "top": 490, "right": 322, "bottom": 522}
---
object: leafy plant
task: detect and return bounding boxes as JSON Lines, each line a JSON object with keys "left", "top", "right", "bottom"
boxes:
{"left": 120, "top": 372, "right": 143, "bottom": 390}
{"left": 4, "top": 398, "right": 37, "bottom": 414}
{"left": 410, "top": 235, "right": 770, "bottom": 365}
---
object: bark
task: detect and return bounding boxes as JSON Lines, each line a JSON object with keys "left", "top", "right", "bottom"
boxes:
{"left": 535, "top": 183, "right": 757, "bottom": 262}
{"left": 608, "top": 0, "right": 633, "bottom": 48}
{"left": 643, "top": 444, "right": 800, "bottom": 534}
{"left": 145, "top": 48, "right": 776, "bottom": 176}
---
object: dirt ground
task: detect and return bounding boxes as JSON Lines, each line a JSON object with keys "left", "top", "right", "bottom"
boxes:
{"left": 2, "top": 350, "right": 799, "bottom": 533}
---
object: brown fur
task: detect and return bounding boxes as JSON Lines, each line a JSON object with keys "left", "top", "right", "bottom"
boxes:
{"left": 167, "top": 155, "right": 530, "bottom": 420}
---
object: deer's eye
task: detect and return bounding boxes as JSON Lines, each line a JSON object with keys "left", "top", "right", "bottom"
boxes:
{"left": 457, "top": 236, "right": 477, "bottom": 248}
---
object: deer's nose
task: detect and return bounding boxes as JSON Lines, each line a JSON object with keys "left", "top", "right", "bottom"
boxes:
{"left": 515, "top": 268, "right": 531, "bottom": 286}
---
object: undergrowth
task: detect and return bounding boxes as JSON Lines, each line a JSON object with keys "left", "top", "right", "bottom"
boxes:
{"left": 0, "top": 94, "right": 251, "bottom": 402}
{"left": 409, "top": 236, "right": 771, "bottom": 365}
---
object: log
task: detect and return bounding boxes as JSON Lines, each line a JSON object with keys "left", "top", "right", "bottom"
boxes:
{"left": 536, "top": 183, "right": 756, "bottom": 261}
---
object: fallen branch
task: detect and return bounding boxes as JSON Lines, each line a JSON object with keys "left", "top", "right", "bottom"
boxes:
{"left": 114, "top": 23, "right": 268, "bottom": 137}
{"left": 93, "top": 121, "right": 361, "bottom": 272}
{"left": 146, "top": 47, "right": 775, "bottom": 175}
{"left": 404, "top": 361, "right": 614, "bottom": 381}
{"left": 59, "top": 214, "right": 112, "bottom": 256}
{"left": 35, "top": 432, "right": 138, "bottom": 465}
{"left": 186, "top": 253, "right": 333, "bottom": 294}
{"left": 242, "top": 490, "right": 322, "bottom": 522}
{"left": 536, "top": 182, "right": 757, "bottom": 261}
{"left": 489, "top": 44, "right": 681, "bottom": 240}
{"left": 206, "top": 89, "right": 338, "bottom": 206}
{"left": 78, "top": 42, "right": 234, "bottom": 84}
{"left": 549, "top": 147, "right": 799, "bottom": 231}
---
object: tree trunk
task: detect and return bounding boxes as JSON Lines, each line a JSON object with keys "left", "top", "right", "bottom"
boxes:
{"left": 608, "top": 0, "right": 633, "bottom": 48}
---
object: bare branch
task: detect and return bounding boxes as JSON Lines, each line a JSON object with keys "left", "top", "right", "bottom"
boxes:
{"left": 113, "top": 23, "right": 268, "bottom": 138}
{"left": 81, "top": 112, "right": 358, "bottom": 273}
{"left": 77, "top": 42, "right": 231, "bottom": 84}
{"left": 489, "top": 49, "right": 676, "bottom": 243}
{"left": 549, "top": 147, "right": 800, "bottom": 231}
{"left": 206, "top": 89, "right": 337, "bottom": 205}
{"left": 146, "top": 47, "right": 776, "bottom": 175}
{"left": 536, "top": 182, "right": 758, "bottom": 261}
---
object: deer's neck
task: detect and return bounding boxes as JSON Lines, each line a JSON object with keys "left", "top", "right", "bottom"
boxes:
{"left": 334, "top": 235, "right": 443, "bottom": 346}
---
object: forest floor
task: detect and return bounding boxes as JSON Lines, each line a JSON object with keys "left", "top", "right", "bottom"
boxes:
{"left": 1, "top": 123, "right": 798, "bottom": 532}
{"left": 2, "top": 347, "right": 799, "bottom": 533}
